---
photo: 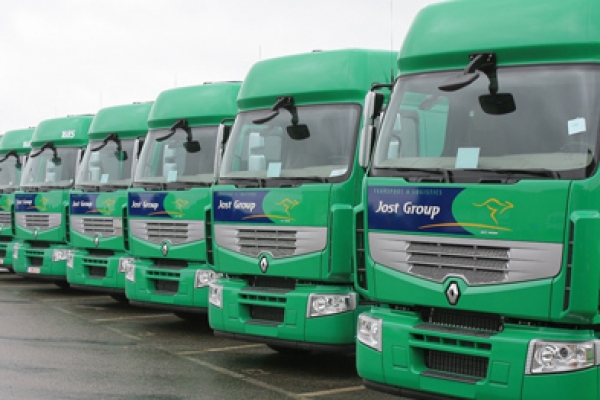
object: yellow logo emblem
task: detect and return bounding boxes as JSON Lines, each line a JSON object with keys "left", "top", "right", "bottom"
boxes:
{"left": 473, "top": 198, "right": 514, "bottom": 225}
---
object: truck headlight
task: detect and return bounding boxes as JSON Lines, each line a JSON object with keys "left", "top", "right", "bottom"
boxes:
{"left": 52, "top": 249, "right": 69, "bottom": 262}
{"left": 306, "top": 293, "right": 357, "bottom": 318}
{"left": 66, "top": 250, "right": 74, "bottom": 269}
{"left": 194, "top": 269, "right": 222, "bottom": 288}
{"left": 122, "top": 259, "right": 135, "bottom": 282}
{"left": 208, "top": 282, "right": 223, "bottom": 308}
{"left": 118, "top": 257, "right": 134, "bottom": 274}
{"left": 526, "top": 340, "right": 598, "bottom": 374}
{"left": 357, "top": 313, "right": 383, "bottom": 352}
{"left": 13, "top": 243, "right": 20, "bottom": 260}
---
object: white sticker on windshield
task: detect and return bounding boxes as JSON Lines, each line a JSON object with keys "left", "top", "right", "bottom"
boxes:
{"left": 568, "top": 117, "right": 586, "bottom": 135}
{"left": 267, "top": 162, "right": 281, "bottom": 177}
{"left": 100, "top": 174, "right": 109, "bottom": 184}
{"left": 455, "top": 147, "right": 480, "bottom": 169}
{"left": 167, "top": 170, "right": 178, "bottom": 182}
{"left": 330, "top": 168, "right": 347, "bottom": 177}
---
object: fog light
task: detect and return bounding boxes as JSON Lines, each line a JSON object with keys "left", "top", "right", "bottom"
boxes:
{"left": 194, "top": 269, "right": 222, "bottom": 288}
{"left": 66, "top": 250, "right": 74, "bottom": 269}
{"left": 307, "top": 293, "right": 356, "bottom": 318}
{"left": 118, "top": 257, "right": 134, "bottom": 274}
{"left": 208, "top": 282, "right": 223, "bottom": 308}
{"left": 52, "top": 249, "right": 69, "bottom": 262}
{"left": 357, "top": 313, "right": 383, "bottom": 352}
{"left": 13, "top": 243, "right": 20, "bottom": 260}
{"left": 526, "top": 339, "right": 598, "bottom": 374}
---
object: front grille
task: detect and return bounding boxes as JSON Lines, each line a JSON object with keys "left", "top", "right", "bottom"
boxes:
{"left": 214, "top": 225, "right": 327, "bottom": 259}
{"left": 249, "top": 305, "right": 284, "bottom": 322}
{"left": 248, "top": 276, "right": 296, "bottom": 290}
{"left": 153, "top": 280, "right": 179, "bottom": 293}
{"left": 425, "top": 350, "right": 489, "bottom": 379}
{"left": 71, "top": 216, "right": 119, "bottom": 237}
{"left": 29, "top": 257, "right": 43, "bottom": 266}
{"left": 129, "top": 219, "right": 204, "bottom": 245}
{"left": 0, "top": 212, "right": 11, "bottom": 227}
{"left": 238, "top": 228, "right": 296, "bottom": 258}
{"left": 17, "top": 213, "right": 62, "bottom": 230}
{"left": 408, "top": 242, "right": 508, "bottom": 284}
{"left": 422, "top": 308, "right": 503, "bottom": 333}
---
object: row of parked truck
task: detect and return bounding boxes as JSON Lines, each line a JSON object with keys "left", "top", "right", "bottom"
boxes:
{"left": 3, "top": 0, "right": 600, "bottom": 398}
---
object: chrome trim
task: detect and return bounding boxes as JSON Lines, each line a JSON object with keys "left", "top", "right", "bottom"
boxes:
{"left": 0, "top": 211, "right": 11, "bottom": 228}
{"left": 369, "top": 233, "right": 562, "bottom": 285}
{"left": 214, "top": 224, "right": 327, "bottom": 259}
{"left": 71, "top": 216, "right": 122, "bottom": 238}
{"left": 129, "top": 219, "right": 205, "bottom": 245}
{"left": 16, "top": 212, "right": 62, "bottom": 231}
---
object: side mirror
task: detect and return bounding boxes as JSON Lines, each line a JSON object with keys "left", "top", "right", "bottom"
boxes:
{"left": 183, "top": 140, "right": 201, "bottom": 153}
{"left": 286, "top": 124, "right": 310, "bottom": 140}
{"left": 114, "top": 150, "right": 128, "bottom": 161}
{"left": 359, "top": 92, "right": 385, "bottom": 168}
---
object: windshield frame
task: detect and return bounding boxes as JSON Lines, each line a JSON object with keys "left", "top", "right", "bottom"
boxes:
{"left": 20, "top": 146, "right": 81, "bottom": 190}
{"left": 218, "top": 103, "right": 362, "bottom": 187}
{"left": 370, "top": 63, "right": 600, "bottom": 182}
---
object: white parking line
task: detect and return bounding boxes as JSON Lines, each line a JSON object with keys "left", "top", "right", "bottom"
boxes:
{"left": 298, "top": 385, "right": 366, "bottom": 397}
{"left": 177, "top": 343, "right": 265, "bottom": 355}
{"left": 92, "top": 313, "right": 174, "bottom": 322}
{"left": 39, "top": 295, "right": 112, "bottom": 302}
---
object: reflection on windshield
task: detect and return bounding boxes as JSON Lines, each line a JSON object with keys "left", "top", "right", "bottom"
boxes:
{"left": 372, "top": 65, "right": 600, "bottom": 181}
{"left": 220, "top": 104, "right": 360, "bottom": 183}
{"left": 21, "top": 147, "right": 80, "bottom": 188}
{"left": 134, "top": 127, "right": 217, "bottom": 187}
{"left": 0, "top": 156, "right": 25, "bottom": 192}
{"left": 76, "top": 139, "right": 135, "bottom": 189}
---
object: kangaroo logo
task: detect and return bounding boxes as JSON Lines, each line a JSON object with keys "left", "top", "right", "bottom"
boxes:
{"left": 173, "top": 198, "right": 189, "bottom": 215}
{"left": 275, "top": 198, "right": 299, "bottom": 217}
{"left": 473, "top": 198, "right": 514, "bottom": 225}
{"left": 40, "top": 197, "right": 49, "bottom": 211}
{"left": 103, "top": 198, "right": 116, "bottom": 214}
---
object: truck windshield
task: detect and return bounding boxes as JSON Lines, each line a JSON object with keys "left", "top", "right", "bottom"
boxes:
{"left": 372, "top": 65, "right": 600, "bottom": 182}
{"left": 219, "top": 104, "right": 360, "bottom": 186}
{"left": 21, "top": 147, "right": 79, "bottom": 189}
{"left": 75, "top": 138, "right": 136, "bottom": 190}
{"left": 133, "top": 126, "right": 217, "bottom": 189}
{"left": 0, "top": 155, "right": 25, "bottom": 193}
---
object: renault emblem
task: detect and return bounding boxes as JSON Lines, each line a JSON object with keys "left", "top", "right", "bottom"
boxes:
{"left": 94, "top": 236, "right": 100, "bottom": 247}
{"left": 259, "top": 256, "right": 269, "bottom": 273}
{"left": 161, "top": 242, "right": 169, "bottom": 257}
{"left": 446, "top": 281, "right": 460, "bottom": 306}
{"left": 34, "top": 228, "right": 38, "bottom": 239}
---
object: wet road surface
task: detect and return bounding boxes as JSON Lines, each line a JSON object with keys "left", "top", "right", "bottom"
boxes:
{"left": 0, "top": 270, "right": 403, "bottom": 399}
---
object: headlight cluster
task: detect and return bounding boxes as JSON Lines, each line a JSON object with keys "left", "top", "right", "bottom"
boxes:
{"left": 120, "top": 258, "right": 135, "bottom": 282}
{"left": 357, "top": 313, "right": 383, "bottom": 352}
{"left": 208, "top": 282, "right": 223, "bottom": 308}
{"left": 194, "top": 269, "right": 222, "bottom": 289}
{"left": 526, "top": 340, "right": 598, "bottom": 375}
{"left": 306, "top": 293, "right": 356, "bottom": 318}
{"left": 66, "top": 250, "right": 74, "bottom": 269}
{"left": 52, "top": 249, "right": 69, "bottom": 262}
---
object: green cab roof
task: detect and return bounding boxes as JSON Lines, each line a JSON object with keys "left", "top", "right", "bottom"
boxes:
{"left": 88, "top": 102, "right": 152, "bottom": 141}
{"left": 31, "top": 115, "right": 93, "bottom": 148}
{"left": 148, "top": 82, "right": 241, "bottom": 129}
{"left": 0, "top": 128, "right": 35, "bottom": 154}
{"left": 238, "top": 48, "right": 397, "bottom": 111}
{"left": 400, "top": 0, "right": 600, "bottom": 75}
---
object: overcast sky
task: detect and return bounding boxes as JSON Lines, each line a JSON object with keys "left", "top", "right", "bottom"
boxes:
{"left": 0, "top": 0, "right": 440, "bottom": 133}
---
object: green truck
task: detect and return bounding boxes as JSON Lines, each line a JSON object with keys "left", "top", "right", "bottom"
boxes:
{"left": 13, "top": 115, "right": 92, "bottom": 285}
{"left": 124, "top": 82, "right": 241, "bottom": 316}
{"left": 66, "top": 102, "right": 152, "bottom": 297}
{"left": 209, "top": 49, "right": 396, "bottom": 352}
{"left": 356, "top": 0, "right": 600, "bottom": 398}
{"left": 0, "top": 128, "right": 34, "bottom": 271}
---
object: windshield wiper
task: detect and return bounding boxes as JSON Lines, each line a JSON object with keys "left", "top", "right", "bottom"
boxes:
{"left": 220, "top": 177, "right": 265, "bottom": 188}
{"left": 76, "top": 183, "right": 102, "bottom": 192}
{"left": 272, "top": 176, "right": 329, "bottom": 186}
{"left": 475, "top": 168, "right": 561, "bottom": 180}
{"left": 165, "top": 181, "right": 211, "bottom": 190}
{"left": 381, "top": 167, "right": 453, "bottom": 183}
{"left": 133, "top": 181, "right": 167, "bottom": 190}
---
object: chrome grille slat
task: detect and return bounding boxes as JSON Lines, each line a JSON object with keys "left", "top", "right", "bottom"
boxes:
{"left": 214, "top": 225, "right": 328, "bottom": 259}
{"left": 17, "top": 213, "right": 62, "bottom": 231}
{"left": 369, "top": 233, "right": 563, "bottom": 285}
{"left": 71, "top": 216, "right": 121, "bottom": 238}
{"left": 0, "top": 212, "right": 11, "bottom": 226}
{"left": 129, "top": 219, "right": 205, "bottom": 245}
